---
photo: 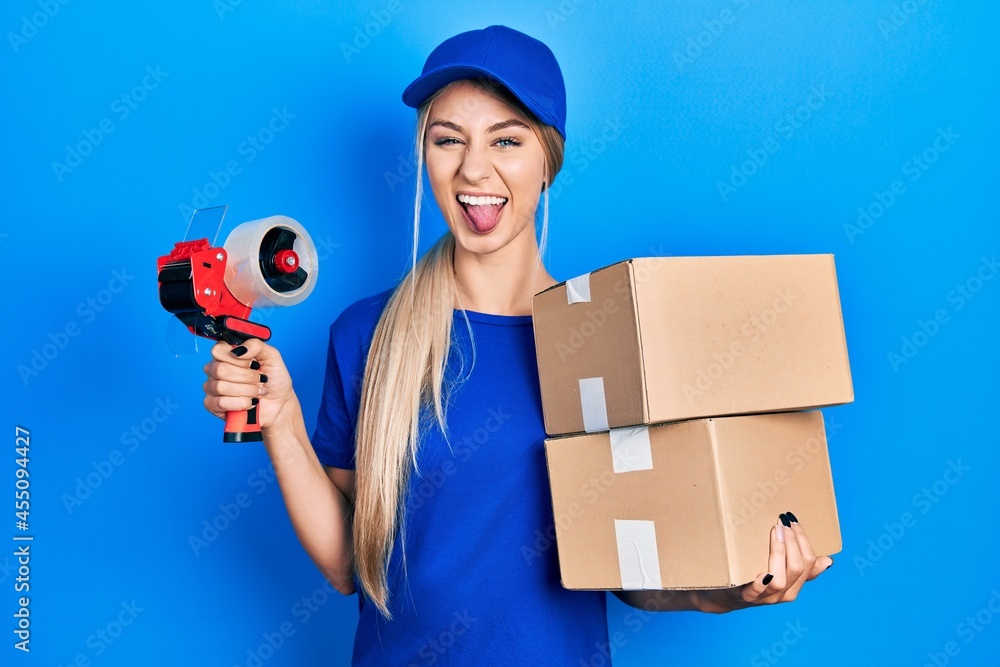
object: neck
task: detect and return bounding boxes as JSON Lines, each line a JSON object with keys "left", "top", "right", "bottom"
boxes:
{"left": 452, "top": 228, "right": 557, "bottom": 316}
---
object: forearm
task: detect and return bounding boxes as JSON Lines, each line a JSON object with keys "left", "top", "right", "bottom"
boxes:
{"left": 615, "top": 588, "right": 747, "bottom": 614}
{"left": 262, "top": 395, "right": 355, "bottom": 594}
{"left": 615, "top": 589, "right": 699, "bottom": 613}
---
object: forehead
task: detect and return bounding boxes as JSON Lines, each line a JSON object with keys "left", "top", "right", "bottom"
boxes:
{"left": 428, "top": 81, "right": 529, "bottom": 125}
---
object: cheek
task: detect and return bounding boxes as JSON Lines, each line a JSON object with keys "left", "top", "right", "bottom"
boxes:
{"left": 424, "top": 155, "right": 455, "bottom": 193}
{"left": 499, "top": 161, "right": 544, "bottom": 203}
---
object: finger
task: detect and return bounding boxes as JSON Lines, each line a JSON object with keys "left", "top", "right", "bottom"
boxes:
{"left": 203, "top": 378, "right": 267, "bottom": 402}
{"left": 215, "top": 394, "right": 261, "bottom": 413}
{"left": 205, "top": 358, "right": 265, "bottom": 385}
{"left": 813, "top": 556, "right": 835, "bottom": 577}
{"left": 210, "top": 340, "right": 259, "bottom": 367}
{"left": 778, "top": 514, "right": 804, "bottom": 600}
{"left": 203, "top": 394, "right": 259, "bottom": 418}
{"left": 786, "top": 512, "right": 834, "bottom": 581}
{"left": 740, "top": 523, "right": 787, "bottom": 606}
{"left": 766, "top": 520, "right": 788, "bottom": 591}
{"left": 218, "top": 338, "right": 282, "bottom": 366}
{"left": 805, "top": 549, "right": 835, "bottom": 579}
{"left": 739, "top": 569, "right": 777, "bottom": 606}
{"left": 788, "top": 512, "right": 818, "bottom": 583}
{"left": 787, "top": 512, "right": 815, "bottom": 561}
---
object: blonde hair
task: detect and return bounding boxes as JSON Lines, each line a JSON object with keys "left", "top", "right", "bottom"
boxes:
{"left": 352, "top": 78, "right": 565, "bottom": 618}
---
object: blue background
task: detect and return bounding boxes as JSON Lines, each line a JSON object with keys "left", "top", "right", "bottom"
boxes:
{"left": 3, "top": 0, "right": 998, "bottom": 665}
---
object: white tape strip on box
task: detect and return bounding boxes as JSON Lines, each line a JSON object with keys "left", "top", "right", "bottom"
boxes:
{"left": 566, "top": 273, "right": 591, "bottom": 304}
{"left": 578, "top": 377, "right": 609, "bottom": 432}
{"left": 609, "top": 426, "right": 653, "bottom": 473}
{"left": 615, "top": 519, "right": 663, "bottom": 590}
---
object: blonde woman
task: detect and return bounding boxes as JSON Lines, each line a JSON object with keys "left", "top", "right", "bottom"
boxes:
{"left": 202, "top": 25, "right": 833, "bottom": 665}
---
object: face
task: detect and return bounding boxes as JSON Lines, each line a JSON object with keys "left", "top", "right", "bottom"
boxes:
{"left": 423, "top": 81, "right": 548, "bottom": 258}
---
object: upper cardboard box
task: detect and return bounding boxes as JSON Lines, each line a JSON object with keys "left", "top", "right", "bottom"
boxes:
{"left": 532, "top": 256, "right": 854, "bottom": 436}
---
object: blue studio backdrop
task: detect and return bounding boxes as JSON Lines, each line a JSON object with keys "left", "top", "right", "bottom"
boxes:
{"left": 3, "top": 1, "right": 998, "bottom": 665}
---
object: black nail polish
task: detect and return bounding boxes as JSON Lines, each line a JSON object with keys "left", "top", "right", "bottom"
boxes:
{"left": 251, "top": 398, "right": 259, "bottom": 406}
{"left": 762, "top": 573, "right": 774, "bottom": 586}
{"left": 260, "top": 374, "right": 269, "bottom": 384}
{"left": 786, "top": 511, "right": 799, "bottom": 523}
{"left": 250, "top": 360, "right": 261, "bottom": 370}
{"left": 779, "top": 514, "right": 792, "bottom": 528}
{"left": 232, "top": 345, "right": 248, "bottom": 357}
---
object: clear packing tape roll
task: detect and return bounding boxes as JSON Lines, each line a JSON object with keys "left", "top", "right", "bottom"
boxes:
{"left": 223, "top": 216, "right": 319, "bottom": 308}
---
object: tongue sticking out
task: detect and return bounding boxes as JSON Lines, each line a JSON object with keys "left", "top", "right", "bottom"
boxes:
{"left": 463, "top": 203, "right": 504, "bottom": 234}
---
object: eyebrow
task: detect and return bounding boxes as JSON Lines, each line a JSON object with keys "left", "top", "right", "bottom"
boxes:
{"left": 487, "top": 118, "right": 530, "bottom": 133}
{"left": 428, "top": 118, "right": 531, "bottom": 133}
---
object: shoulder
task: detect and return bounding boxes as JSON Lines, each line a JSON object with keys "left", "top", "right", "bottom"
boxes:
{"left": 329, "top": 286, "right": 395, "bottom": 345}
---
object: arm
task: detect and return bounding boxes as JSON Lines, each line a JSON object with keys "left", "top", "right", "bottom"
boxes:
{"left": 613, "top": 589, "right": 700, "bottom": 612}
{"left": 614, "top": 516, "right": 834, "bottom": 613}
{"left": 261, "top": 395, "right": 357, "bottom": 595}
{"left": 204, "top": 339, "right": 356, "bottom": 595}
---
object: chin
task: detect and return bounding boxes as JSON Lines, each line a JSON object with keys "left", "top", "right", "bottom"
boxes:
{"left": 453, "top": 228, "right": 507, "bottom": 255}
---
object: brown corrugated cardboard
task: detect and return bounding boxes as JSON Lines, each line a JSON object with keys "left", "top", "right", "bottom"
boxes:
{"left": 531, "top": 255, "right": 854, "bottom": 436}
{"left": 543, "top": 410, "right": 841, "bottom": 590}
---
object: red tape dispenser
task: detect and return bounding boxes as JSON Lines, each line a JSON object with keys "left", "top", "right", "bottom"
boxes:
{"left": 157, "top": 206, "right": 318, "bottom": 443}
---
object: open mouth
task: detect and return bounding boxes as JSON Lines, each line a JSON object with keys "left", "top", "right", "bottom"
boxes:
{"left": 457, "top": 194, "right": 508, "bottom": 234}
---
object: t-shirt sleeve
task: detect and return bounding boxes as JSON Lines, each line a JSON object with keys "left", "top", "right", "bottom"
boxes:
{"left": 310, "top": 310, "right": 369, "bottom": 470}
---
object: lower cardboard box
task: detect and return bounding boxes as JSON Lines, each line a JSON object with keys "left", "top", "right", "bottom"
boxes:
{"left": 543, "top": 410, "right": 842, "bottom": 590}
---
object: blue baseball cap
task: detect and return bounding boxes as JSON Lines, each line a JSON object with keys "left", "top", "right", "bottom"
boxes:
{"left": 401, "top": 25, "right": 567, "bottom": 140}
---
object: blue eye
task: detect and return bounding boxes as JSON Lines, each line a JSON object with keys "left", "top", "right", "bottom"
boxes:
{"left": 495, "top": 136, "right": 522, "bottom": 148}
{"left": 433, "top": 137, "right": 462, "bottom": 146}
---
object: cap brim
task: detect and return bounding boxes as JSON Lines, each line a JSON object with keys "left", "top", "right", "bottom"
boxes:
{"left": 401, "top": 65, "right": 561, "bottom": 133}
{"left": 402, "top": 65, "right": 504, "bottom": 108}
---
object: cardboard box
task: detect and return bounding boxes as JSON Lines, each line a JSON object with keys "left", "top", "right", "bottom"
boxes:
{"left": 543, "top": 410, "right": 841, "bottom": 590}
{"left": 531, "top": 255, "right": 854, "bottom": 436}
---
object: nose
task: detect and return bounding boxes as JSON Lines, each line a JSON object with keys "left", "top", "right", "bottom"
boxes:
{"left": 458, "top": 143, "right": 492, "bottom": 183}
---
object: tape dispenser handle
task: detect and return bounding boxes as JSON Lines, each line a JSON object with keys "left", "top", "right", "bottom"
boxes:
{"left": 219, "top": 321, "right": 271, "bottom": 445}
{"left": 224, "top": 403, "right": 263, "bottom": 444}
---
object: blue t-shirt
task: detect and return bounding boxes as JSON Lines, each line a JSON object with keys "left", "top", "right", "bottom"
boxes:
{"left": 312, "top": 288, "right": 610, "bottom": 666}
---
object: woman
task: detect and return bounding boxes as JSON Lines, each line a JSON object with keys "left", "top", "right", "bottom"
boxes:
{"left": 202, "top": 25, "right": 833, "bottom": 665}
